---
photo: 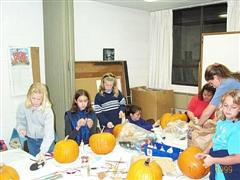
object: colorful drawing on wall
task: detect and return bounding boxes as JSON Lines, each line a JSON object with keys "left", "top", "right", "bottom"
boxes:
{"left": 9, "top": 47, "right": 33, "bottom": 96}
{"left": 10, "top": 48, "right": 30, "bottom": 65}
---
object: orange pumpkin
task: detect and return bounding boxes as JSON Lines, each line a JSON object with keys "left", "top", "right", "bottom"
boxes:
{"left": 160, "top": 112, "right": 188, "bottom": 128}
{"left": 127, "top": 158, "right": 163, "bottom": 180}
{"left": 175, "top": 112, "right": 188, "bottom": 121}
{"left": 0, "top": 164, "right": 19, "bottom": 180}
{"left": 178, "top": 146, "right": 209, "bottom": 179}
{"left": 53, "top": 136, "right": 79, "bottom": 163}
{"left": 89, "top": 132, "right": 116, "bottom": 154}
{"left": 160, "top": 113, "right": 172, "bottom": 129}
{"left": 112, "top": 124, "right": 123, "bottom": 138}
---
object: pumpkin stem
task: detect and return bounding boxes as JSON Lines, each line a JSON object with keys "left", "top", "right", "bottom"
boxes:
{"left": 101, "top": 126, "right": 105, "bottom": 133}
{"left": 64, "top": 135, "right": 69, "bottom": 141}
{"left": 144, "top": 158, "right": 151, "bottom": 166}
{"left": 121, "top": 116, "right": 128, "bottom": 124}
{"left": 0, "top": 162, "right": 4, "bottom": 168}
{"left": 170, "top": 108, "right": 175, "bottom": 114}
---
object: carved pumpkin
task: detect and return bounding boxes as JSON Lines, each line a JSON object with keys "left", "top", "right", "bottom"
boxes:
{"left": 112, "top": 124, "right": 123, "bottom": 138}
{"left": 0, "top": 164, "right": 19, "bottom": 180}
{"left": 178, "top": 146, "right": 209, "bottom": 179}
{"left": 89, "top": 132, "right": 116, "bottom": 154}
{"left": 127, "top": 158, "right": 163, "bottom": 180}
{"left": 53, "top": 136, "right": 79, "bottom": 163}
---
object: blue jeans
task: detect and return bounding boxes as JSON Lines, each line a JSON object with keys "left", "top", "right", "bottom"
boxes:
{"left": 27, "top": 137, "right": 54, "bottom": 156}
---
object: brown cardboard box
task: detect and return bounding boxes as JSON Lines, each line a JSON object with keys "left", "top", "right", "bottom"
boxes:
{"left": 131, "top": 86, "right": 174, "bottom": 121}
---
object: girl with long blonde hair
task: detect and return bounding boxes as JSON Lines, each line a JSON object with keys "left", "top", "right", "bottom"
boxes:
{"left": 16, "top": 82, "right": 55, "bottom": 161}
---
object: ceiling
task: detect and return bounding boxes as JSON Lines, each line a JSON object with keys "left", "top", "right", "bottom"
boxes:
{"left": 94, "top": 0, "right": 223, "bottom": 12}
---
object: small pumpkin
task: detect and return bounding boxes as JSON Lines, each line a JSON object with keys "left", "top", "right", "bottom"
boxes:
{"left": 0, "top": 164, "right": 19, "bottom": 180}
{"left": 112, "top": 124, "right": 123, "bottom": 138}
{"left": 127, "top": 158, "right": 163, "bottom": 180}
{"left": 89, "top": 132, "right": 116, "bottom": 154}
{"left": 53, "top": 136, "right": 79, "bottom": 163}
{"left": 178, "top": 146, "right": 209, "bottom": 179}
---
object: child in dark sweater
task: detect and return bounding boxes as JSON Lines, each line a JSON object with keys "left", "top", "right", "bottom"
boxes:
{"left": 94, "top": 73, "right": 126, "bottom": 130}
{"left": 65, "top": 89, "right": 97, "bottom": 144}
{"left": 126, "top": 105, "right": 153, "bottom": 131}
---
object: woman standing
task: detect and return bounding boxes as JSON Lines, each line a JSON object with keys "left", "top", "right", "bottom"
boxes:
{"left": 198, "top": 63, "right": 240, "bottom": 126}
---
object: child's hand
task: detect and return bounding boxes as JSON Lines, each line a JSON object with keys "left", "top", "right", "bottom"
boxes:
{"left": 36, "top": 152, "right": 46, "bottom": 162}
{"left": 20, "top": 129, "right": 27, "bottom": 136}
{"left": 192, "top": 117, "right": 199, "bottom": 124}
{"left": 203, "top": 155, "right": 214, "bottom": 168}
{"left": 195, "top": 153, "right": 207, "bottom": 159}
{"left": 76, "top": 118, "right": 86, "bottom": 130}
{"left": 119, "top": 111, "right": 125, "bottom": 119}
{"left": 86, "top": 118, "right": 93, "bottom": 128}
{"left": 107, "top": 122, "right": 114, "bottom": 128}
{"left": 195, "top": 153, "right": 213, "bottom": 168}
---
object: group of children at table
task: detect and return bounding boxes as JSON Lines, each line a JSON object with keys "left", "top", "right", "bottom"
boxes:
{"left": 16, "top": 63, "right": 240, "bottom": 179}
{"left": 16, "top": 73, "right": 152, "bottom": 155}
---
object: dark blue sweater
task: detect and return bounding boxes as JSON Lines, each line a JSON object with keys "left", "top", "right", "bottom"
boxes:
{"left": 94, "top": 90, "right": 126, "bottom": 128}
{"left": 128, "top": 118, "right": 153, "bottom": 131}
{"left": 64, "top": 110, "right": 97, "bottom": 144}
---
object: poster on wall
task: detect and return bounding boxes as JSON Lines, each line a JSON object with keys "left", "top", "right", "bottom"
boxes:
{"left": 9, "top": 47, "right": 33, "bottom": 96}
{"left": 103, "top": 48, "right": 115, "bottom": 61}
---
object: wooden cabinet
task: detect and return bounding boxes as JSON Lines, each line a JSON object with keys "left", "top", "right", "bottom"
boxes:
{"left": 75, "top": 61, "right": 131, "bottom": 103}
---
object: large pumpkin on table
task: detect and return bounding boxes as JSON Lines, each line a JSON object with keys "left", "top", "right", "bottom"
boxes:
{"left": 178, "top": 146, "right": 209, "bottom": 179}
{"left": 0, "top": 164, "right": 19, "bottom": 180}
{"left": 112, "top": 124, "right": 123, "bottom": 138}
{"left": 89, "top": 132, "right": 116, "bottom": 154}
{"left": 53, "top": 136, "right": 79, "bottom": 163}
{"left": 127, "top": 158, "right": 163, "bottom": 180}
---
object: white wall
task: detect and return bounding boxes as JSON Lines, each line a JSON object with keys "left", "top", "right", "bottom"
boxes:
{"left": 0, "top": 1, "right": 45, "bottom": 145}
{"left": 74, "top": 1, "right": 150, "bottom": 88}
{"left": 201, "top": 32, "right": 240, "bottom": 86}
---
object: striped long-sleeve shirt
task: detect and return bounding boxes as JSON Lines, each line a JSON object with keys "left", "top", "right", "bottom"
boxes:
{"left": 94, "top": 90, "right": 126, "bottom": 127}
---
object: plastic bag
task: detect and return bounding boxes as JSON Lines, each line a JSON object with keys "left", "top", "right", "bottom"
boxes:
{"left": 187, "top": 119, "right": 216, "bottom": 150}
{"left": 117, "top": 122, "right": 157, "bottom": 151}
{"left": 162, "top": 120, "right": 188, "bottom": 140}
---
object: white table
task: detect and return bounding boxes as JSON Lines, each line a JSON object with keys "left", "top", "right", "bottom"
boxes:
{"left": 1, "top": 145, "right": 136, "bottom": 180}
{"left": 1, "top": 144, "right": 209, "bottom": 180}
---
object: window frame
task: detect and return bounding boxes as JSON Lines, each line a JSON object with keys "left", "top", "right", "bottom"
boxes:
{"left": 171, "top": 3, "right": 227, "bottom": 92}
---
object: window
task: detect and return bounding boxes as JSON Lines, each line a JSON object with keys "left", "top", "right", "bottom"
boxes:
{"left": 172, "top": 3, "right": 227, "bottom": 86}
